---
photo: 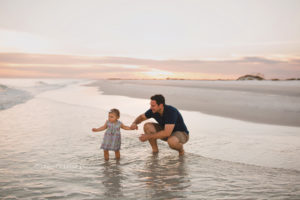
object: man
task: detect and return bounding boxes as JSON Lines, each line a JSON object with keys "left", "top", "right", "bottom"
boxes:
{"left": 130, "top": 94, "right": 189, "bottom": 155}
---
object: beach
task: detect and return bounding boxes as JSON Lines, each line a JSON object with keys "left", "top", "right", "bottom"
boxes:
{"left": 1, "top": 78, "right": 300, "bottom": 199}
{"left": 89, "top": 79, "right": 300, "bottom": 127}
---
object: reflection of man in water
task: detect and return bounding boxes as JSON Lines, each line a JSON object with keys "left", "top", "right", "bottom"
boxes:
{"left": 130, "top": 94, "right": 189, "bottom": 155}
{"left": 138, "top": 155, "right": 190, "bottom": 199}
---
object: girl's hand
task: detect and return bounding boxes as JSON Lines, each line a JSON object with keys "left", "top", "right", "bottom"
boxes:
{"left": 92, "top": 128, "right": 97, "bottom": 132}
{"left": 130, "top": 123, "right": 138, "bottom": 130}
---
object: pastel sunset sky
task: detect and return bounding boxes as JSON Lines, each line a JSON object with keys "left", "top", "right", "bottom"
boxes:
{"left": 0, "top": 0, "right": 299, "bottom": 79}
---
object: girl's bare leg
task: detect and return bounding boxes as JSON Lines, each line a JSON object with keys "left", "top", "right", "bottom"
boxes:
{"left": 104, "top": 150, "right": 109, "bottom": 161}
{"left": 115, "top": 150, "right": 120, "bottom": 160}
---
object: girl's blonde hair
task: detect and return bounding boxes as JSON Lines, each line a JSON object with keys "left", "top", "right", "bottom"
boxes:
{"left": 109, "top": 108, "right": 120, "bottom": 118}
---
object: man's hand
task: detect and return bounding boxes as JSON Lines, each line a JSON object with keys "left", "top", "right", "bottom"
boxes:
{"left": 130, "top": 123, "right": 138, "bottom": 130}
{"left": 139, "top": 134, "right": 150, "bottom": 142}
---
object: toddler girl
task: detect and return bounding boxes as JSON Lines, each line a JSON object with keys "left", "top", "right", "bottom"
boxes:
{"left": 92, "top": 108, "right": 134, "bottom": 161}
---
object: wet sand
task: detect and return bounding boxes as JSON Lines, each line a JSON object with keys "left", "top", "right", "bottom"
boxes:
{"left": 88, "top": 79, "right": 300, "bottom": 127}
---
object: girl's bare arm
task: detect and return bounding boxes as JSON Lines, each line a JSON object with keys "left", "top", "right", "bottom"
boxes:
{"left": 92, "top": 121, "right": 108, "bottom": 132}
{"left": 121, "top": 123, "right": 134, "bottom": 130}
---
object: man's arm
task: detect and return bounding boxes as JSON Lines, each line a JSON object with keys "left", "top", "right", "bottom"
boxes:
{"left": 130, "top": 114, "right": 147, "bottom": 129}
{"left": 139, "top": 124, "right": 175, "bottom": 142}
{"left": 133, "top": 114, "right": 147, "bottom": 124}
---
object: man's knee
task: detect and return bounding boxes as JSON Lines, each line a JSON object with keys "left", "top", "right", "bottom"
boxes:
{"left": 144, "top": 122, "right": 155, "bottom": 134}
{"left": 167, "top": 136, "right": 180, "bottom": 149}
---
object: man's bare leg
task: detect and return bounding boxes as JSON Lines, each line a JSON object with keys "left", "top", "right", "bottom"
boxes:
{"left": 144, "top": 123, "right": 159, "bottom": 153}
{"left": 167, "top": 136, "right": 184, "bottom": 156}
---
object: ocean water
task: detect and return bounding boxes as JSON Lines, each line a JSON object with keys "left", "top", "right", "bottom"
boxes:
{"left": 0, "top": 79, "right": 300, "bottom": 199}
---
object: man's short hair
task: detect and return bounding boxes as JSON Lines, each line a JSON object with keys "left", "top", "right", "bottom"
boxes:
{"left": 151, "top": 94, "right": 165, "bottom": 106}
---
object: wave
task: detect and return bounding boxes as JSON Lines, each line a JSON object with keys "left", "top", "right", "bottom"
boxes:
{"left": 0, "top": 85, "right": 33, "bottom": 110}
{"left": 0, "top": 84, "right": 8, "bottom": 90}
{"left": 0, "top": 79, "right": 75, "bottom": 111}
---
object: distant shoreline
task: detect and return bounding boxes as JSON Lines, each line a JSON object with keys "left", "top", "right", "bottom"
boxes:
{"left": 87, "top": 79, "right": 300, "bottom": 127}
{"left": 106, "top": 78, "right": 300, "bottom": 81}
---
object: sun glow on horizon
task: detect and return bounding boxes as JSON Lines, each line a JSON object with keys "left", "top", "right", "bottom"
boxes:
{"left": 142, "top": 70, "right": 175, "bottom": 79}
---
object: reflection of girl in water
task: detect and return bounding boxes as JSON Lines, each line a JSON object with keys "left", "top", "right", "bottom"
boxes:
{"left": 92, "top": 108, "right": 134, "bottom": 161}
{"left": 102, "top": 162, "right": 124, "bottom": 198}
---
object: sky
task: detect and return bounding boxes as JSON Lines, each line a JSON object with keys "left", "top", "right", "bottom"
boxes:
{"left": 0, "top": 0, "right": 299, "bottom": 79}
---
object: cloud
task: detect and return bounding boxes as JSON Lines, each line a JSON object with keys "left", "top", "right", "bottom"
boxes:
{"left": 239, "top": 57, "right": 285, "bottom": 64}
{"left": 0, "top": 52, "right": 291, "bottom": 65}
{"left": 290, "top": 59, "right": 300, "bottom": 64}
{"left": 0, "top": 52, "right": 299, "bottom": 79}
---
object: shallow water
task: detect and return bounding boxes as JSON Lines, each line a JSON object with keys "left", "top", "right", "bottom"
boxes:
{"left": 1, "top": 80, "right": 300, "bottom": 199}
